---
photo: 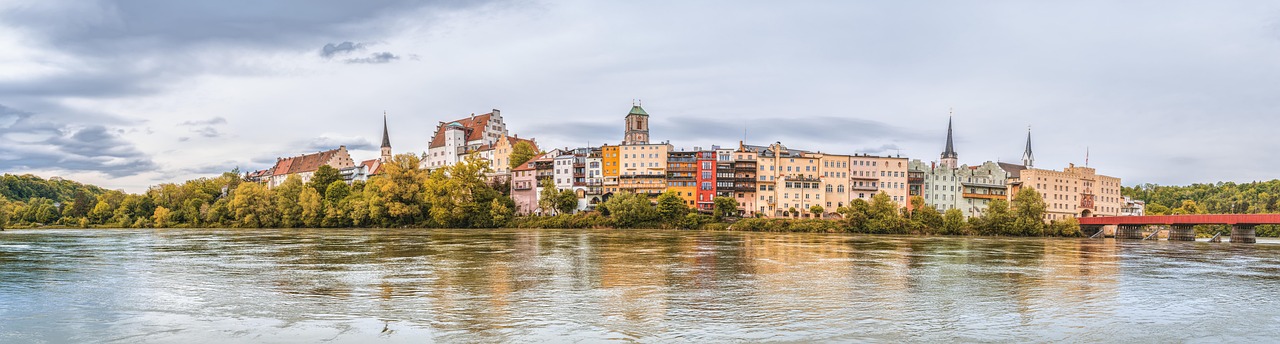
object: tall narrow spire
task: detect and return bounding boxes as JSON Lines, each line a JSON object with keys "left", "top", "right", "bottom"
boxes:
{"left": 1022, "top": 126, "right": 1034, "bottom": 168}
{"left": 380, "top": 112, "right": 392, "bottom": 162}
{"left": 940, "top": 113, "right": 958, "bottom": 169}
{"left": 381, "top": 113, "right": 391, "bottom": 148}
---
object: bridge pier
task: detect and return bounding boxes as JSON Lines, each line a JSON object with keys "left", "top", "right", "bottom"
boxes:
{"left": 1081, "top": 225, "right": 1104, "bottom": 238}
{"left": 1231, "top": 225, "right": 1256, "bottom": 244}
{"left": 1169, "top": 224, "right": 1197, "bottom": 241}
{"left": 1116, "top": 224, "right": 1145, "bottom": 240}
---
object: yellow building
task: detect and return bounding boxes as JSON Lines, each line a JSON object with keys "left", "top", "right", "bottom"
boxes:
{"left": 601, "top": 145, "right": 620, "bottom": 194}
{"left": 815, "top": 153, "right": 852, "bottom": 212}
{"left": 490, "top": 135, "right": 537, "bottom": 175}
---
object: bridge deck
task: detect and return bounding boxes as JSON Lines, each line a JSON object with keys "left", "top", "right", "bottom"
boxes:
{"left": 1077, "top": 214, "right": 1280, "bottom": 226}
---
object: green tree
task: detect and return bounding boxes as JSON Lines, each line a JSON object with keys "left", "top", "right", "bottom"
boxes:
{"left": 1146, "top": 203, "right": 1170, "bottom": 215}
{"left": 601, "top": 191, "right": 657, "bottom": 228}
{"left": 865, "top": 193, "right": 904, "bottom": 234}
{"left": 324, "top": 180, "right": 350, "bottom": 205}
{"left": 838, "top": 199, "right": 871, "bottom": 231}
{"left": 1011, "top": 187, "right": 1047, "bottom": 236}
{"left": 913, "top": 204, "right": 944, "bottom": 234}
{"left": 308, "top": 165, "right": 342, "bottom": 195}
{"left": 538, "top": 178, "right": 558, "bottom": 215}
{"left": 975, "top": 198, "right": 1013, "bottom": 236}
{"left": 556, "top": 189, "right": 578, "bottom": 215}
{"left": 509, "top": 141, "right": 537, "bottom": 170}
{"left": 809, "top": 205, "right": 824, "bottom": 218}
{"left": 941, "top": 208, "right": 967, "bottom": 235}
{"left": 714, "top": 197, "right": 739, "bottom": 221}
{"left": 365, "top": 153, "right": 429, "bottom": 226}
{"left": 489, "top": 198, "right": 514, "bottom": 227}
{"left": 656, "top": 191, "right": 689, "bottom": 222}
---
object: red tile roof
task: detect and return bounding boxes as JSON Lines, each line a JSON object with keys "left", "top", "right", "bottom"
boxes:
{"left": 271, "top": 148, "right": 341, "bottom": 176}
{"left": 428, "top": 113, "right": 493, "bottom": 148}
{"left": 360, "top": 159, "right": 382, "bottom": 175}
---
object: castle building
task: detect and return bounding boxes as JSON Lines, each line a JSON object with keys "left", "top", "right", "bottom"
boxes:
{"left": 264, "top": 146, "right": 356, "bottom": 188}
{"left": 422, "top": 109, "right": 508, "bottom": 170}
{"left": 1001, "top": 130, "right": 1123, "bottom": 221}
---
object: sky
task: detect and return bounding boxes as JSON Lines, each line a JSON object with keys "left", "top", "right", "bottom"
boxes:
{"left": 2, "top": 1, "right": 1280, "bottom": 193}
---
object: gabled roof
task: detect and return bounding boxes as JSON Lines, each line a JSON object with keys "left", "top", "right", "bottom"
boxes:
{"left": 505, "top": 135, "right": 538, "bottom": 151}
{"left": 360, "top": 159, "right": 383, "bottom": 175}
{"left": 428, "top": 112, "right": 494, "bottom": 148}
{"left": 998, "top": 162, "right": 1027, "bottom": 178}
{"left": 271, "top": 148, "right": 341, "bottom": 176}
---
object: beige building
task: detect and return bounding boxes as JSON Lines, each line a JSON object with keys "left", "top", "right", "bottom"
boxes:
{"left": 617, "top": 143, "right": 672, "bottom": 195}
{"left": 490, "top": 134, "right": 538, "bottom": 175}
{"left": 1006, "top": 163, "right": 1123, "bottom": 221}
{"left": 264, "top": 146, "right": 356, "bottom": 188}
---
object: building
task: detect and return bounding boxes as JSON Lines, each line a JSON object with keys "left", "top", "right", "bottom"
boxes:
{"left": 584, "top": 148, "right": 604, "bottom": 209}
{"left": 380, "top": 114, "right": 392, "bottom": 162}
{"left": 422, "top": 109, "right": 508, "bottom": 170}
{"left": 696, "top": 150, "right": 718, "bottom": 211}
{"left": 731, "top": 145, "right": 759, "bottom": 217}
{"left": 491, "top": 134, "right": 538, "bottom": 175}
{"left": 617, "top": 143, "right": 671, "bottom": 196}
{"left": 1121, "top": 197, "right": 1145, "bottom": 216}
{"left": 1002, "top": 130, "right": 1123, "bottom": 221}
{"left": 511, "top": 155, "right": 541, "bottom": 215}
{"left": 910, "top": 160, "right": 1009, "bottom": 218}
{"left": 667, "top": 151, "right": 698, "bottom": 207}
{"left": 602, "top": 145, "right": 620, "bottom": 194}
{"left": 622, "top": 103, "right": 649, "bottom": 145}
{"left": 264, "top": 146, "right": 356, "bottom": 188}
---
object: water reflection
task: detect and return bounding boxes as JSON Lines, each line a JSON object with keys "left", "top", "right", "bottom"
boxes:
{"left": 2, "top": 229, "right": 1279, "bottom": 342}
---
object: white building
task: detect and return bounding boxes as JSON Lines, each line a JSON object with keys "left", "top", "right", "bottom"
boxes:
{"left": 422, "top": 109, "right": 508, "bottom": 170}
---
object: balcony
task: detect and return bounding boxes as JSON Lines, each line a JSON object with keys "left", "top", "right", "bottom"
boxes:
{"left": 963, "top": 192, "right": 1006, "bottom": 200}
{"left": 851, "top": 184, "right": 878, "bottom": 191}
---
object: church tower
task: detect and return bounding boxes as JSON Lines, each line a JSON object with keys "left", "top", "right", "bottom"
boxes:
{"left": 622, "top": 101, "right": 650, "bottom": 145}
{"left": 380, "top": 114, "right": 392, "bottom": 162}
{"left": 1022, "top": 127, "right": 1034, "bottom": 168}
{"left": 940, "top": 115, "right": 958, "bottom": 169}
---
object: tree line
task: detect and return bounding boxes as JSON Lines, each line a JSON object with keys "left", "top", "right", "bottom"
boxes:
{"left": 1124, "top": 180, "right": 1280, "bottom": 236}
{"left": 2, "top": 153, "right": 1076, "bottom": 237}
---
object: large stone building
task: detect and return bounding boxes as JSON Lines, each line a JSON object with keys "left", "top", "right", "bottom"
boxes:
{"left": 422, "top": 109, "right": 509, "bottom": 170}
{"left": 263, "top": 146, "right": 356, "bottom": 188}
{"left": 1001, "top": 130, "right": 1123, "bottom": 221}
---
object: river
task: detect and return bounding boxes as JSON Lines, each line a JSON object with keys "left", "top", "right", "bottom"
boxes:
{"left": 1, "top": 228, "right": 1278, "bottom": 343}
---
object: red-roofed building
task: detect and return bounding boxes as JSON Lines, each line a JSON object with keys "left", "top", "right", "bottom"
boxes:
{"left": 265, "top": 146, "right": 356, "bottom": 188}
{"left": 421, "top": 109, "right": 508, "bottom": 170}
{"left": 510, "top": 154, "right": 543, "bottom": 215}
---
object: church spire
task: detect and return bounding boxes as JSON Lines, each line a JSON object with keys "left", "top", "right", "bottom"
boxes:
{"left": 1022, "top": 126, "right": 1034, "bottom": 168}
{"left": 940, "top": 112, "right": 958, "bottom": 169}
{"left": 380, "top": 112, "right": 392, "bottom": 162}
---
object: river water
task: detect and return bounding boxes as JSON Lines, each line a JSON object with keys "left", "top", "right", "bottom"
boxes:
{"left": 1, "top": 229, "right": 1278, "bottom": 343}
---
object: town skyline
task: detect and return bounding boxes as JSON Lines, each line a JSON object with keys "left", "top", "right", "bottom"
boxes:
{"left": 4, "top": 1, "right": 1280, "bottom": 192}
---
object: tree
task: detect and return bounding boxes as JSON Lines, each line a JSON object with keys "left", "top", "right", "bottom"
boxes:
{"left": 1011, "top": 187, "right": 1047, "bottom": 236}
{"left": 809, "top": 205, "right": 824, "bottom": 218}
{"left": 656, "top": 191, "right": 689, "bottom": 222}
{"left": 273, "top": 175, "right": 305, "bottom": 227}
{"left": 714, "top": 197, "right": 739, "bottom": 221}
{"left": 152, "top": 206, "right": 172, "bottom": 228}
{"left": 489, "top": 198, "right": 514, "bottom": 227}
{"left": 509, "top": 141, "right": 537, "bottom": 170}
{"left": 601, "top": 192, "right": 657, "bottom": 228}
{"left": 1146, "top": 203, "right": 1170, "bottom": 215}
{"left": 975, "top": 198, "right": 1013, "bottom": 236}
{"left": 231, "top": 182, "right": 276, "bottom": 228}
{"left": 941, "top": 208, "right": 967, "bottom": 235}
{"left": 308, "top": 165, "right": 342, "bottom": 195}
{"left": 538, "top": 178, "right": 558, "bottom": 215}
{"left": 838, "top": 199, "right": 871, "bottom": 231}
{"left": 913, "top": 204, "right": 944, "bottom": 234}
{"left": 865, "top": 193, "right": 904, "bottom": 234}
{"left": 556, "top": 189, "right": 578, "bottom": 215}
{"left": 299, "top": 187, "right": 323, "bottom": 228}
{"left": 0, "top": 196, "right": 10, "bottom": 230}
{"left": 324, "top": 180, "right": 350, "bottom": 205}
{"left": 365, "top": 153, "right": 429, "bottom": 226}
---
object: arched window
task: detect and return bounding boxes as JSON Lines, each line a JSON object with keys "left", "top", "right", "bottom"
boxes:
{"left": 837, "top": 185, "right": 845, "bottom": 193}
{"left": 825, "top": 184, "right": 833, "bottom": 192}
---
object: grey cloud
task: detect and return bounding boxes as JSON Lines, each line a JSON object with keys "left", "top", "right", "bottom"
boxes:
{"left": 192, "top": 127, "right": 221, "bottom": 138}
{"left": 0, "top": 105, "right": 158, "bottom": 177}
{"left": 856, "top": 144, "right": 904, "bottom": 155}
{"left": 305, "top": 136, "right": 375, "bottom": 151}
{"left": 180, "top": 117, "right": 227, "bottom": 126}
{"left": 345, "top": 52, "right": 400, "bottom": 64}
{"left": 321, "top": 41, "right": 365, "bottom": 57}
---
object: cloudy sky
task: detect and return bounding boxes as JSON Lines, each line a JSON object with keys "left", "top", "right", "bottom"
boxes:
{"left": 2, "top": 1, "right": 1279, "bottom": 192}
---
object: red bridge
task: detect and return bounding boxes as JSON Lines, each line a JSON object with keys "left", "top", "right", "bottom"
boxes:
{"left": 1077, "top": 214, "right": 1280, "bottom": 243}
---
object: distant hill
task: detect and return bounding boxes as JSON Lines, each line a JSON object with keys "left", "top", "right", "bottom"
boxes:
{"left": 0, "top": 174, "right": 109, "bottom": 203}
{"left": 1123, "top": 180, "right": 1280, "bottom": 214}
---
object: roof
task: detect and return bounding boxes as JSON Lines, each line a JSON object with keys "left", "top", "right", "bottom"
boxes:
{"left": 271, "top": 148, "right": 341, "bottom": 176}
{"left": 428, "top": 112, "right": 493, "bottom": 148}
{"left": 998, "top": 162, "right": 1027, "bottom": 178}
{"left": 360, "top": 159, "right": 382, "bottom": 175}
{"left": 506, "top": 135, "right": 537, "bottom": 151}
{"left": 628, "top": 105, "right": 649, "bottom": 116}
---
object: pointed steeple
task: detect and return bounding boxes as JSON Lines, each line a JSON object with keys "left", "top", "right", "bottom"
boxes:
{"left": 940, "top": 113, "right": 958, "bottom": 169}
{"left": 1022, "top": 126, "right": 1034, "bottom": 168}
{"left": 381, "top": 114, "right": 391, "bottom": 148}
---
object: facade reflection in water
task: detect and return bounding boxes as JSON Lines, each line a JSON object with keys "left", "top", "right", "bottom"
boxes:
{"left": 8, "top": 228, "right": 1280, "bottom": 343}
